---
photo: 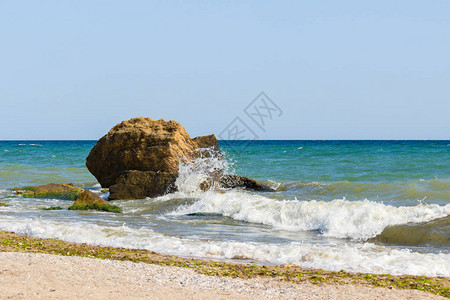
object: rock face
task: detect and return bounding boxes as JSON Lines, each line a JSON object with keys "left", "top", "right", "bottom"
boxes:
{"left": 86, "top": 117, "right": 198, "bottom": 188}
{"left": 69, "top": 190, "right": 122, "bottom": 213}
{"left": 108, "top": 170, "right": 177, "bottom": 200}
{"left": 192, "top": 134, "right": 219, "bottom": 151}
{"left": 86, "top": 117, "right": 273, "bottom": 200}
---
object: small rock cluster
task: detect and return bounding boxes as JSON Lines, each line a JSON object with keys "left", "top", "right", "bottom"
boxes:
{"left": 11, "top": 184, "right": 121, "bottom": 213}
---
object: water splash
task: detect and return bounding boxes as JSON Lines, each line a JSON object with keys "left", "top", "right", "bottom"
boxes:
{"left": 175, "top": 148, "right": 234, "bottom": 195}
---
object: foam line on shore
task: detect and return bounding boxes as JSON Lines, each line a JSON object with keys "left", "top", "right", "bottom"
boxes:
{"left": 0, "top": 215, "right": 449, "bottom": 277}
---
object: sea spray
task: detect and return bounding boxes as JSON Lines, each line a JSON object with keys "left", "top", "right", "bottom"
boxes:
{"left": 175, "top": 147, "right": 234, "bottom": 195}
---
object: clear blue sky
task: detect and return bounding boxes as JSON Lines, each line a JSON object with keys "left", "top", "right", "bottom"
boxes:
{"left": 1, "top": 1, "right": 449, "bottom": 140}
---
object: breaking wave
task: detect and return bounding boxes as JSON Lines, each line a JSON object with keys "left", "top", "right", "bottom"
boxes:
{"left": 0, "top": 215, "right": 448, "bottom": 277}
{"left": 171, "top": 191, "right": 450, "bottom": 240}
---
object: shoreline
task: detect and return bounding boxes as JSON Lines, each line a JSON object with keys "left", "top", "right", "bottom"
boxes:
{"left": 0, "top": 230, "right": 448, "bottom": 298}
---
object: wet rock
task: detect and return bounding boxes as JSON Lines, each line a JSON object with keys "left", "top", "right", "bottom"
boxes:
{"left": 69, "top": 190, "right": 121, "bottom": 213}
{"left": 220, "top": 175, "right": 275, "bottom": 192}
{"left": 11, "top": 183, "right": 83, "bottom": 200}
{"left": 199, "top": 175, "right": 275, "bottom": 192}
{"left": 41, "top": 206, "right": 63, "bottom": 210}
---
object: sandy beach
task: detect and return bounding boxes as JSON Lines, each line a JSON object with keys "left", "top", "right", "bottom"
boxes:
{"left": 0, "top": 252, "right": 444, "bottom": 300}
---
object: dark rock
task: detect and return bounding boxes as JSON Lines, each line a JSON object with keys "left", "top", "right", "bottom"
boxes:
{"left": 108, "top": 170, "right": 177, "bottom": 200}
{"left": 199, "top": 175, "right": 275, "bottom": 192}
{"left": 220, "top": 175, "right": 275, "bottom": 192}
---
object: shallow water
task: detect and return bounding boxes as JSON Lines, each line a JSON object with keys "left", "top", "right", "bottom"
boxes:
{"left": 0, "top": 140, "right": 449, "bottom": 276}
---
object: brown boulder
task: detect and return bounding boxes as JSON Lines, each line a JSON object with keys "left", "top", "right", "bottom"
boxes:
{"left": 192, "top": 134, "right": 219, "bottom": 150}
{"left": 109, "top": 170, "right": 177, "bottom": 200}
{"left": 86, "top": 117, "right": 198, "bottom": 188}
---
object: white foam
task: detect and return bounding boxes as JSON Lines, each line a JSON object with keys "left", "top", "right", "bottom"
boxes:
{"left": 171, "top": 191, "right": 450, "bottom": 240}
{"left": 0, "top": 215, "right": 448, "bottom": 277}
{"left": 174, "top": 148, "right": 233, "bottom": 195}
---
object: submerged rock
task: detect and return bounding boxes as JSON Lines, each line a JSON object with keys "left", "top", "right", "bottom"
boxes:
{"left": 11, "top": 183, "right": 83, "bottom": 200}
{"left": 41, "top": 206, "right": 63, "bottom": 211}
{"left": 69, "top": 190, "right": 121, "bottom": 213}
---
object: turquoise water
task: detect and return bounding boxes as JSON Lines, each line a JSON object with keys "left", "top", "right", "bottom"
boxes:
{"left": 0, "top": 140, "right": 449, "bottom": 276}
{"left": 0, "top": 141, "right": 96, "bottom": 188}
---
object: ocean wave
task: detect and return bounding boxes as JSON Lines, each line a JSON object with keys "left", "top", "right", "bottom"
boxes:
{"left": 370, "top": 216, "right": 450, "bottom": 247}
{"left": 0, "top": 216, "right": 448, "bottom": 277}
{"left": 170, "top": 191, "right": 450, "bottom": 240}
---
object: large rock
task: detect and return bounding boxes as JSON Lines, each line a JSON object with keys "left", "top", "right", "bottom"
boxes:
{"left": 86, "top": 117, "right": 198, "bottom": 188}
{"left": 86, "top": 117, "right": 273, "bottom": 200}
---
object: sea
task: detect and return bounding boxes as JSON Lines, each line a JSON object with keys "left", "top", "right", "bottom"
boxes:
{"left": 0, "top": 140, "right": 449, "bottom": 277}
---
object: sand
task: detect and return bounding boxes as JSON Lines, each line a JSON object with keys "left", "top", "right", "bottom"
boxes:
{"left": 0, "top": 252, "right": 443, "bottom": 300}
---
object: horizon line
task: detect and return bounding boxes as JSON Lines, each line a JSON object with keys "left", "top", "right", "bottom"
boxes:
{"left": 0, "top": 139, "right": 449, "bottom": 142}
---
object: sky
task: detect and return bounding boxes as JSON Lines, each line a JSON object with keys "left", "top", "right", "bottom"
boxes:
{"left": 1, "top": 1, "right": 449, "bottom": 140}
